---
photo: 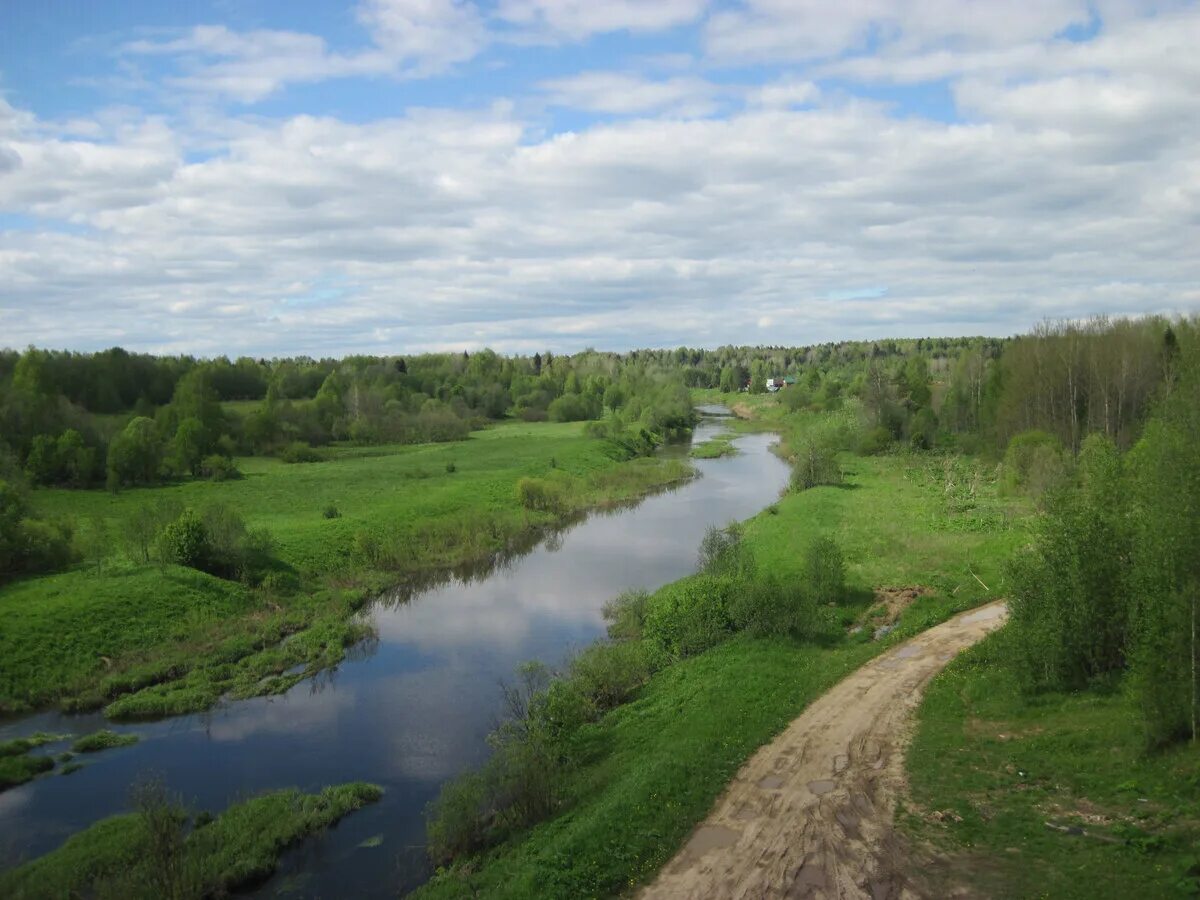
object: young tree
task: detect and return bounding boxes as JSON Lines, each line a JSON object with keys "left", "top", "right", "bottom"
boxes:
{"left": 107, "top": 417, "right": 163, "bottom": 489}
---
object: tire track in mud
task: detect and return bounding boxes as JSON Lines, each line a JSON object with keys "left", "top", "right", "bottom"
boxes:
{"left": 640, "top": 602, "right": 1008, "bottom": 900}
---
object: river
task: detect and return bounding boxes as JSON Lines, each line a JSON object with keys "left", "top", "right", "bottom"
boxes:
{"left": 0, "top": 412, "right": 789, "bottom": 897}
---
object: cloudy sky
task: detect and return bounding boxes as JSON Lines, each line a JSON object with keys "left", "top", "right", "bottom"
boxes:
{"left": 1, "top": 0, "right": 1198, "bottom": 356}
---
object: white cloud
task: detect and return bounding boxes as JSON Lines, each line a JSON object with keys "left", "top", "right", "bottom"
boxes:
{"left": 123, "top": 1, "right": 487, "bottom": 102}
{"left": 539, "top": 71, "right": 720, "bottom": 116}
{"left": 706, "top": 0, "right": 1091, "bottom": 64}
{"left": 747, "top": 76, "right": 819, "bottom": 109}
{"left": 496, "top": 0, "right": 708, "bottom": 41}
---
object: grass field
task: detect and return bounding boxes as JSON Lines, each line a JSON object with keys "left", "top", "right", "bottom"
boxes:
{"left": 414, "top": 412, "right": 1031, "bottom": 898}
{"left": 905, "top": 631, "right": 1200, "bottom": 898}
{"left": 0, "top": 421, "right": 691, "bottom": 717}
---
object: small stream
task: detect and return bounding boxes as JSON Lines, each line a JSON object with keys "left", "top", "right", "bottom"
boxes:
{"left": 0, "top": 412, "right": 789, "bottom": 897}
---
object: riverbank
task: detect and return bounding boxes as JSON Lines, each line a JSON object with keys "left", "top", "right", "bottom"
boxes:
{"left": 415, "top": 398, "right": 1030, "bottom": 898}
{"left": 0, "top": 421, "right": 693, "bottom": 721}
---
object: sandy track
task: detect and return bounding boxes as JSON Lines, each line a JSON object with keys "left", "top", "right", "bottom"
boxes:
{"left": 639, "top": 602, "right": 1008, "bottom": 900}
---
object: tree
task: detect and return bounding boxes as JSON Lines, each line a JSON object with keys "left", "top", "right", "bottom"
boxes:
{"left": 172, "top": 417, "right": 207, "bottom": 476}
{"left": 107, "top": 417, "right": 163, "bottom": 489}
{"left": 56, "top": 429, "right": 95, "bottom": 487}
{"left": 23, "top": 435, "right": 60, "bottom": 485}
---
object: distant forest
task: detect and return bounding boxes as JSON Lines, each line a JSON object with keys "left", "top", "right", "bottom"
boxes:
{"left": 0, "top": 316, "right": 1189, "bottom": 495}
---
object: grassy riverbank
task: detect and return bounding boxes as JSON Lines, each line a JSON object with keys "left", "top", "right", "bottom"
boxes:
{"left": 0, "top": 781, "right": 382, "bottom": 899}
{"left": 905, "top": 621, "right": 1200, "bottom": 897}
{"left": 0, "top": 421, "right": 692, "bottom": 718}
{"left": 415, "top": 401, "right": 1030, "bottom": 898}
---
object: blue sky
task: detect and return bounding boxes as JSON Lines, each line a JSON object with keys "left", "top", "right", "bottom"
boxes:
{"left": 1, "top": 1, "right": 1198, "bottom": 355}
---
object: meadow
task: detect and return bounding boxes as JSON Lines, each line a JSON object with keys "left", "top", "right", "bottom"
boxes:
{"left": 0, "top": 420, "right": 692, "bottom": 718}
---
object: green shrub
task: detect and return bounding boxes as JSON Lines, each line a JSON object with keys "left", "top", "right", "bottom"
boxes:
{"left": 697, "top": 523, "right": 757, "bottom": 579}
{"left": 279, "top": 442, "right": 325, "bottom": 464}
{"left": 426, "top": 771, "right": 489, "bottom": 865}
{"left": 602, "top": 588, "right": 651, "bottom": 641}
{"left": 158, "top": 510, "right": 210, "bottom": 569}
{"left": 200, "top": 455, "right": 241, "bottom": 482}
{"left": 547, "top": 394, "right": 597, "bottom": 423}
{"left": 322, "top": 504, "right": 341, "bottom": 519}
{"left": 567, "top": 640, "right": 654, "bottom": 713}
{"left": 1003, "top": 429, "right": 1068, "bottom": 496}
{"left": 857, "top": 425, "right": 893, "bottom": 456}
{"left": 643, "top": 574, "right": 737, "bottom": 659}
{"left": 730, "top": 575, "right": 817, "bottom": 637}
{"left": 791, "top": 438, "right": 843, "bottom": 490}
{"left": 15, "top": 516, "right": 76, "bottom": 574}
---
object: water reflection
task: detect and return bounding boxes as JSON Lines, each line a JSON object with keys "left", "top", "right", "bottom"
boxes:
{"left": 0, "top": 417, "right": 789, "bottom": 898}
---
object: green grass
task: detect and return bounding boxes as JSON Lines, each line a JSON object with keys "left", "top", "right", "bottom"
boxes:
{"left": 0, "top": 781, "right": 383, "bottom": 899}
{"left": 688, "top": 433, "right": 738, "bottom": 459}
{"left": 0, "top": 732, "right": 71, "bottom": 790}
{"left": 414, "top": 432, "right": 1031, "bottom": 898}
{"left": 1, "top": 421, "right": 692, "bottom": 716}
{"left": 71, "top": 729, "right": 139, "bottom": 753}
{"left": 0, "top": 753, "right": 55, "bottom": 791}
{"left": 905, "top": 632, "right": 1200, "bottom": 898}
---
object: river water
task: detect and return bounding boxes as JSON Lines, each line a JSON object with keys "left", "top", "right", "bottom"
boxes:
{"left": 0, "top": 413, "right": 789, "bottom": 897}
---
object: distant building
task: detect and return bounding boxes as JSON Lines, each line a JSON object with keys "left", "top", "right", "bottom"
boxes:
{"left": 766, "top": 377, "right": 783, "bottom": 392}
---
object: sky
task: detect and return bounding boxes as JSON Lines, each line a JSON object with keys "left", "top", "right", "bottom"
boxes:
{"left": 1, "top": 0, "right": 1198, "bottom": 356}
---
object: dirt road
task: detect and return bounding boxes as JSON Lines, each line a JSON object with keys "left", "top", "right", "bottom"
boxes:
{"left": 640, "top": 602, "right": 1008, "bottom": 900}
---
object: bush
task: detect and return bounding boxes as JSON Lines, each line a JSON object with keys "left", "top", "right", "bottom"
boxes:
{"left": 857, "top": 425, "right": 893, "bottom": 456}
{"left": 1003, "top": 429, "right": 1069, "bottom": 496}
{"left": 567, "top": 640, "right": 654, "bottom": 714}
{"left": 790, "top": 440, "right": 843, "bottom": 491}
{"left": 547, "top": 394, "right": 598, "bottom": 423}
{"left": 322, "top": 504, "right": 341, "bottom": 520}
{"left": 157, "top": 505, "right": 272, "bottom": 581}
{"left": 445, "top": 460, "right": 457, "bottom": 474}
{"left": 14, "top": 516, "right": 76, "bottom": 575}
{"left": 730, "top": 574, "right": 817, "bottom": 638}
{"left": 697, "top": 523, "right": 757, "bottom": 579}
{"left": 199, "top": 455, "right": 241, "bottom": 482}
{"left": 602, "top": 589, "right": 651, "bottom": 641}
{"left": 643, "top": 574, "right": 738, "bottom": 659}
{"left": 279, "top": 442, "right": 325, "bottom": 464}
{"left": 426, "top": 771, "right": 489, "bottom": 865}
{"left": 158, "top": 510, "right": 209, "bottom": 569}
{"left": 202, "top": 504, "right": 274, "bottom": 581}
